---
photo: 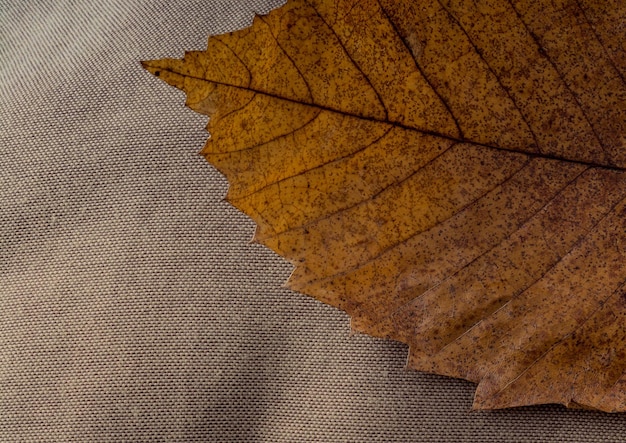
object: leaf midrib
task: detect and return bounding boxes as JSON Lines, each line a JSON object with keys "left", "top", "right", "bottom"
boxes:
{"left": 155, "top": 64, "right": 625, "bottom": 172}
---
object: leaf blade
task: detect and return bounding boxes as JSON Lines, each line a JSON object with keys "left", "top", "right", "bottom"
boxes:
{"left": 143, "top": 0, "right": 626, "bottom": 411}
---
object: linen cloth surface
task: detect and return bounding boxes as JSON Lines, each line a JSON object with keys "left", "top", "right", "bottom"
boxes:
{"left": 2, "top": 1, "right": 626, "bottom": 441}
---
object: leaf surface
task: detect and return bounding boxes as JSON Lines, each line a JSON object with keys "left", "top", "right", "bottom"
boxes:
{"left": 143, "top": 0, "right": 626, "bottom": 411}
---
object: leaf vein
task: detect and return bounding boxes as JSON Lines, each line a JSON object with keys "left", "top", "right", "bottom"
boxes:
{"left": 433, "top": 191, "right": 626, "bottom": 358}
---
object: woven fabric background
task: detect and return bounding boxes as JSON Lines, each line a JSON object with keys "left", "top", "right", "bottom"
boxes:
{"left": 2, "top": 1, "right": 626, "bottom": 441}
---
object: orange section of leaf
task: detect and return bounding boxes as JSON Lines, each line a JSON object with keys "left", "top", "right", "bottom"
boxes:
{"left": 143, "top": 0, "right": 626, "bottom": 411}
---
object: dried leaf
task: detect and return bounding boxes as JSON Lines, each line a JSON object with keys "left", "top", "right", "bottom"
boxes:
{"left": 142, "top": 0, "right": 626, "bottom": 411}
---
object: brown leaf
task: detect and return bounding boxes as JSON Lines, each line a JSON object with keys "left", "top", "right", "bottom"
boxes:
{"left": 142, "top": 0, "right": 626, "bottom": 411}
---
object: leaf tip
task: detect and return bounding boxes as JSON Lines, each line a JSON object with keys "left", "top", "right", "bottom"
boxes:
{"left": 140, "top": 58, "right": 188, "bottom": 91}
{"left": 140, "top": 59, "right": 161, "bottom": 78}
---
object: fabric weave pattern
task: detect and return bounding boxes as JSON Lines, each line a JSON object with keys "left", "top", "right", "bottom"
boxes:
{"left": 2, "top": 1, "right": 626, "bottom": 441}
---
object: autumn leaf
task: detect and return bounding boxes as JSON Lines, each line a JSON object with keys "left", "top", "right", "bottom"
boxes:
{"left": 142, "top": 0, "right": 626, "bottom": 411}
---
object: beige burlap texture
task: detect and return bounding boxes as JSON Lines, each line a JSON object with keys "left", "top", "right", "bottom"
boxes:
{"left": 2, "top": 1, "right": 626, "bottom": 441}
